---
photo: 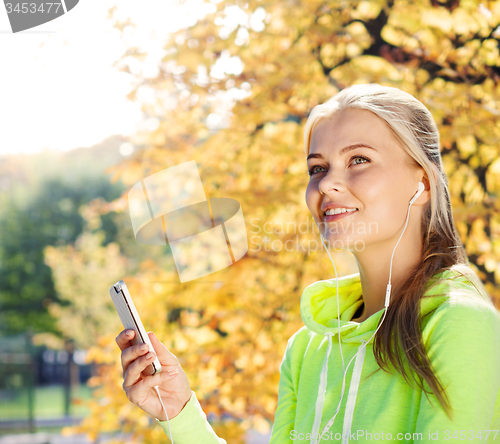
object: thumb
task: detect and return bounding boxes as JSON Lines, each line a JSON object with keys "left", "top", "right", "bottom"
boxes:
{"left": 148, "top": 331, "right": 180, "bottom": 367}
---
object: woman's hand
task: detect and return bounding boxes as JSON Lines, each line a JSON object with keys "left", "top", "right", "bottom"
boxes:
{"left": 115, "top": 329, "right": 192, "bottom": 421}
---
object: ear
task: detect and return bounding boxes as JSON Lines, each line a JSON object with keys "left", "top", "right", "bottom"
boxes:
{"left": 416, "top": 172, "right": 432, "bottom": 205}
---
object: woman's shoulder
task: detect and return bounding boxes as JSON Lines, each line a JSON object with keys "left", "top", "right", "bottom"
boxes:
{"left": 287, "top": 325, "right": 314, "bottom": 345}
{"left": 421, "top": 265, "right": 500, "bottom": 344}
{"left": 423, "top": 264, "right": 496, "bottom": 308}
{"left": 281, "top": 325, "right": 319, "bottom": 358}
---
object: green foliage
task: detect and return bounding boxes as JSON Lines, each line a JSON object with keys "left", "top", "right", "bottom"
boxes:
{"left": 0, "top": 147, "right": 125, "bottom": 337}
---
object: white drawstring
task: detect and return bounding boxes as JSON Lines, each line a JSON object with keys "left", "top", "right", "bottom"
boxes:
{"left": 310, "top": 332, "right": 334, "bottom": 443}
{"left": 315, "top": 339, "right": 368, "bottom": 444}
{"left": 341, "top": 340, "right": 367, "bottom": 443}
{"left": 318, "top": 308, "right": 389, "bottom": 442}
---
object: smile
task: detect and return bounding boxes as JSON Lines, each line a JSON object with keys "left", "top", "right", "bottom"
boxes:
{"left": 323, "top": 209, "right": 358, "bottom": 221}
{"left": 325, "top": 208, "right": 357, "bottom": 216}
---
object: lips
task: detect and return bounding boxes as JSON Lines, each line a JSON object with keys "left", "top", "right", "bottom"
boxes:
{"left": 323, "top": 209, "right": 358, "bottom": 222}
{"left": 321, "top": 203, "right": 359, "bottom": 213}
{"left": 324, "top": 208, "right": 358, "bottom": 216}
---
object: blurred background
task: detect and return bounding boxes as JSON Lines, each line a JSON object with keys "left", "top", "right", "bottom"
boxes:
{"left": 1, "top": 0, "right": 500, "bottom": 443}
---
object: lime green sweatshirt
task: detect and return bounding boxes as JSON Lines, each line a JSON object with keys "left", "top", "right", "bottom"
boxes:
{"left": 158, "top": 268, "right": 500, "bottom": 443}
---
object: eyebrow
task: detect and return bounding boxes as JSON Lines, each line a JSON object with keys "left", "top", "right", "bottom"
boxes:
{"left": 307, "top": 143, "right": 377, "bottom": 160}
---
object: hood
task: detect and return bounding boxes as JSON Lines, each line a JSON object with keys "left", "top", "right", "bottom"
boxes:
{"left": 300, "top": 272, "right": 367, "bottom": 342}
{"left": 300, "top": 270, "right": 457, "bottom": 444}
{"left": 300, "top": 271, "right": 455, "bottom": 345}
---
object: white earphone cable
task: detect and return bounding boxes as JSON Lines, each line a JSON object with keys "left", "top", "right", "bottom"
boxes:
{"left": 154, "top": 385, "right": 174, "bottom": 444}
{"left": 321, "top": 234, "right": 346, "bottom": 377}
{"left": 387, "top": 202, "right": 413, "bottom": 292}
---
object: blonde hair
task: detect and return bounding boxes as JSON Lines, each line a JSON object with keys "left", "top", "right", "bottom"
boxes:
{"left": 303, "top": 83, "right": 491, "bottom": 420}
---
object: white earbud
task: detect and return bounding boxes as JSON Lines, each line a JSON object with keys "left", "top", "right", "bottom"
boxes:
{"left": 409, "top": 181, "right": 425, "bottom": 206}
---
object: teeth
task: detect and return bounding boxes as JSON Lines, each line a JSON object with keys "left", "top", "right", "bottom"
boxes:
{"left": 325, "top": 208, "right": 357, "bottom": 216}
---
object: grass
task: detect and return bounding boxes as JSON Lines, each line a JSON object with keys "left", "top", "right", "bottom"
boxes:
{"left": 0, "top": 384, "right": 94, "bottom": 421}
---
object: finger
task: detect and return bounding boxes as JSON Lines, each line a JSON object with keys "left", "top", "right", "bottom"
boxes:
{"left": 115, "top": 329, "right": 136, "bottom": 351}
{"left": 142, "top": 367, "right": 180, "bottom": 390}
{"left": 121, "top": 342, "right": 150, "bottom": 374}
{"left": 148, "top": 332, "right": 180, "bottom": 367}
{"left": 126, "top": 371, "right": 180, "bottom": 416}
{"left": 123, "top": 350, "right": 158, "bottom": 388}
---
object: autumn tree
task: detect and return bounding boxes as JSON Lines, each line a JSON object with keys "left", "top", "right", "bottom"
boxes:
{"left": 64, "top": 0, "right": 500, "bottom": 442}
{"left": 43, "top": 202, "right": 128, "bottom": 350}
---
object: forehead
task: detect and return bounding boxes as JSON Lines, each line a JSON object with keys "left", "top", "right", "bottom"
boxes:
{"left": 309, "top": 108, "right": 397, "bottom": 154}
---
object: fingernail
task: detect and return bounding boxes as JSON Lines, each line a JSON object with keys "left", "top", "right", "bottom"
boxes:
{"left": 167, "top": 369, "right": 178, "bottom": 375}
{"left": 126, "top": 330, "right": 134, "bottom": 336}
{"left": 146, "top": 352, "right": 155, "bottom": 360}
{"left": 139, "top": 344, "right": 149, "bottom": 352}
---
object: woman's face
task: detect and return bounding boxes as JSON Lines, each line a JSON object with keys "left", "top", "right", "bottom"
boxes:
{"left": 305, "top": 108, "right": 424, "bottom": 252}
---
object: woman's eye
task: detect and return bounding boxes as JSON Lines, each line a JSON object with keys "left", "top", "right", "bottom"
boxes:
{"left": 351, "top": 155, "right": 370, "bottom": 165}
{"left": 308, "top": 156, "right": 370, "bottom": 176}
{"left": 309, "top": 165, "right": 326, "bottom": 176}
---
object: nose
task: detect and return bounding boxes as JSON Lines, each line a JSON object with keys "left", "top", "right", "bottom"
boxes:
{"left": 318, "top": 170, "right": 345, "bottom": 195}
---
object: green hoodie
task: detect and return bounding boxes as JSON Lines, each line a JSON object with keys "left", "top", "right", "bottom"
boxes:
{"left": 158, "top": 268, "right": 500, "bottom": 443}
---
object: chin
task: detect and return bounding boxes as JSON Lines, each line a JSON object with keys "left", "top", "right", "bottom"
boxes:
{"left": 321, "top": 235, "right": 349, "bottom": 249}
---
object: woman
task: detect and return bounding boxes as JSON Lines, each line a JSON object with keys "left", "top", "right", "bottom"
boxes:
{"left": 115, "top": 84, "right": 500, "bottom": 443}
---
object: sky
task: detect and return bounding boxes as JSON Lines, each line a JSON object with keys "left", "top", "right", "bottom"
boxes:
{"left": 0, "top": 0, "right": 219, "bottom": 156}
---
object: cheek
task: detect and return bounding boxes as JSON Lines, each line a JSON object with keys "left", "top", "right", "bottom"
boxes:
{"left": 348, "top": 173, "right": 380, "bottom": 208}
{"left": 366, "top": 192, "right": 406, "bottom": 236}
{"left": 351, "top": 173, "right": 398, "bottom": 223}
{"left": 305, "top": 182, "right": 316, "bottom": 211}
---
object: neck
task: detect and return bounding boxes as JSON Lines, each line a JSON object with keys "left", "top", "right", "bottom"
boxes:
{"left": 351, "top": 219, "right": 423, "bottom": 323}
